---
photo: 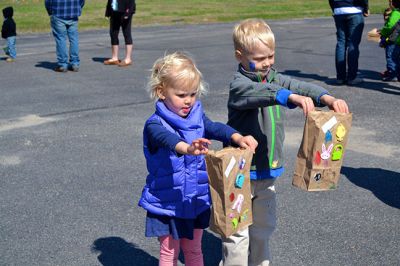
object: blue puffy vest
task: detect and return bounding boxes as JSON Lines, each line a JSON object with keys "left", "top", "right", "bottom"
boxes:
{"left": 138, "top": 101, "right": 210, "bottom": 219}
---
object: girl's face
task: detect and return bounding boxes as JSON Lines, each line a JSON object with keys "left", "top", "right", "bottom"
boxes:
{"left": 158, "top": 81, "right": 198, "bottom": 117}
{"left": 236, "top": 41, "right": 275, "bottom": 76}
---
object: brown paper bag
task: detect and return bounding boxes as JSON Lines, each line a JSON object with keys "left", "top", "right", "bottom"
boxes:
{"left": 292, "top": 110, "right": 352, "bottom": 191}
{"left": 205, "top": 147, "right": 253, "bottom": 238}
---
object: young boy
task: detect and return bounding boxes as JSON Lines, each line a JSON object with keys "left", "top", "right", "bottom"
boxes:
{"left": 1, "top": 6, "right": 16, "bottom": 62}
{"left": 221, "top": 18, "right": 349, "bottom": 266}
{"left": 380, "top": 7, "right": 397, "bottom": 81}
{"left": 380, "top": 0, "right": 400, "bottom": 81}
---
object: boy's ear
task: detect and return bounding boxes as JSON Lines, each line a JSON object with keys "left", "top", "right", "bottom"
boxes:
{"left": 235, "top": 49, "right": 242, "bottom": 61}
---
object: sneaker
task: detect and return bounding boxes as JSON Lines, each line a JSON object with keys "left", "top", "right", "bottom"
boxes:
{"left": 6, "top": 57, "right": 15, "bottom": 62}
{"left": 382, "top": 70, "right": 396, "bottom": 81}
{"left": 54, "top": 66, "right": 67, "bottom": 73}
{"left": 69, "top": 65, "right": 79, "bottom": 72}
{"left": 336, "top": 79, "right": 345, "bottom": 85}
{"left": 347, "top": 77, "right": 364, "bottom": 85}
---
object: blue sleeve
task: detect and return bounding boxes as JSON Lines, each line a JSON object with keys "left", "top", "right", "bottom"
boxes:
{"left": 145, "top": 119, "right": 183, "bottom": 153}
{"left": 276, "top": 89, "right": 296, "bottom": 109}
{"left": 203, "top": 114, "right": 237, "bottom": 144}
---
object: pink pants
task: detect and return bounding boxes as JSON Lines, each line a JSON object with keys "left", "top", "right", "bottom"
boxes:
{"left": 158, "top": 229, "right": 204, "bottom": 266}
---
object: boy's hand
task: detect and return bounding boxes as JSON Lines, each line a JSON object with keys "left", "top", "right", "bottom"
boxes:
{"left": 231, "top": 133, "right": 258, "bottom": 153}
{"left": 320, "top": 95, "right": 349, "bottom": 113}
{"left": 175, "top": 138, "right": 211, "bottom": 155}
{"left": 288, "top": 94, "right": 315, "bottom": 115}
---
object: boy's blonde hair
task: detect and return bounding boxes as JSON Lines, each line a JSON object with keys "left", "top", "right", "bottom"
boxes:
{"left": 148, "top": 51, "right": 207, "bottom": 100}
{"left": 233, "top": 18, "right": 275, "bottom": 54}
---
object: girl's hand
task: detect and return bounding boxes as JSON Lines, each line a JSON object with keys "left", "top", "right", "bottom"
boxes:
{"left": 320, "top": 95, "right": 349, "bottom": 113}
{"left": 231, "top": 133, "right": 258, "bottom": 153}
{"left": 187, "top": 138, "right": 211, "bottom": 155}
{"left": 175, "top": 138, "right": 211, "bottom": 155}
{"left": 288, "top": 94, "right": 315, "bottom": 115}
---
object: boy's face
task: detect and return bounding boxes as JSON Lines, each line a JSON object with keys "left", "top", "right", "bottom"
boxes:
{"left": 235, "top": 41, "right": 275, "bottom": 76}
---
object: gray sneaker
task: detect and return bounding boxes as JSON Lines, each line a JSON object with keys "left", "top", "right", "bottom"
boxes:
{"left": 70, "top": 65, "right": 79, "bottom": 72}
{"left": 347, "top": 77, "right": 363, "bottom": 85}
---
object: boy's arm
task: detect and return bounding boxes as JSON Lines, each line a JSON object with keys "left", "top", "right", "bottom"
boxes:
{"left": 380, "top": 12, "right": 400, "bottom": 37}
{"left": 228, "top": 74, "right": 289, "bottom": 110}
{"left": 275, "top": 73, "right": 329, "bottom": 106}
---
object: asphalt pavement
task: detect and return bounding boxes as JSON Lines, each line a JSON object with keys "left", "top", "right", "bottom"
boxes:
{"left": 1, "top": 15, "right": 399, "bottom": 266}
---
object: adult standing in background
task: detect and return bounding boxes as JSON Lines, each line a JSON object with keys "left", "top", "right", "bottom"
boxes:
{"left": 45, "top": 0, "right": 85, "bottom": 73}
{"left": 329, "top": 0, "right": 369, "bottom": 85}
{"left": 104, "top": 0, "right": 136, "bottom": 67}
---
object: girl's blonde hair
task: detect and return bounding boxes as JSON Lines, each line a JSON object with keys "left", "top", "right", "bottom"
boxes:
{"left": 148, "top": 51, "right": 207, "bottom": 100}
{"left": 233, "top": 18, "right": 275, "bottom": 54}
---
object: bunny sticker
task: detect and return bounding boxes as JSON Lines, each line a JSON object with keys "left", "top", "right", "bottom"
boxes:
{"left": 321, "top": 143, "right": 333, "bottom": 160}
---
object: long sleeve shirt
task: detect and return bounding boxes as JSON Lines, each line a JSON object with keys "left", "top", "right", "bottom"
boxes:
{"left": 45, "top": 0, "right": 85, "bottom": 19}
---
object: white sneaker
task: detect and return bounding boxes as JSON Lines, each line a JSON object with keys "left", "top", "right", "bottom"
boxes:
{"left": 347, "top": 77, "right": 363, "bottom": 85}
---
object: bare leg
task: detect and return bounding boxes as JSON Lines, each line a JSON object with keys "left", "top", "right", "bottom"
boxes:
{"left": 111, "top": 45, "right": 119, "bottom": 61}
{"left": 123, "top": 44, "right": 133, "bottom": 64}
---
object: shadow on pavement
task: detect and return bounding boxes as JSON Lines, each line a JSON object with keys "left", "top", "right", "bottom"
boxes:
{"left": 341, "top": 166, "right": 400, "bottom": 209}
{"left": 92, "top": 57, "right": 108, "bottom": 64}
{"left": 280, "top": 69, "right": 400, "bottom": 95}
{"left": 35, "top": 61, "right": 58, "bottom": 71}
{"left": 91, "top": 236, "right": 158, "bottom": 266}
{"left": 92, "top": 231, "right": 221, "bottom": 266}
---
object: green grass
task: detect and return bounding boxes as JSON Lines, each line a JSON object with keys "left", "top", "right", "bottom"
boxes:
{"left": 0, "top": 0, "right": 387, "bottom": 33}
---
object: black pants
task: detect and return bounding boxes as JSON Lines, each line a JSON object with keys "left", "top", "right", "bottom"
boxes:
{"left": 109, "top": 11, "right": 133, "bottom": 45}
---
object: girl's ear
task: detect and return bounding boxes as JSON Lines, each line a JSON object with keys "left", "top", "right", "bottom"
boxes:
{"left": 156, "top": 86, "right": 165, "bottom": 100}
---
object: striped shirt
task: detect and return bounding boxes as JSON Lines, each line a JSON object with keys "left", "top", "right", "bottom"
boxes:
{"left": 45, "top": 0, "right": 85, "bottom": 19}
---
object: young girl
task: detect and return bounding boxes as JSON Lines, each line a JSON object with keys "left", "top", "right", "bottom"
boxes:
{"left": 138, "top": 52, "right": 257, "bottom": 266}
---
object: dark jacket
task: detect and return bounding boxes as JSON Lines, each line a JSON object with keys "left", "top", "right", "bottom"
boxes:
{"left": 2, "top": 6, "right": 16, "bottom": 39}
{"left": 105, "top": 0, "right": 136, "bottom": 17}
{"left": 329, "top": 0, "right": 369, "bottom": 14}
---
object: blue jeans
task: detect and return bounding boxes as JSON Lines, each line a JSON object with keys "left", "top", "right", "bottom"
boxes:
{"left": 333, "top": 13, "right": 364, "bottom": 81}
{"left": 6, "top": 36, "right": 16, "bottom": 59}
{"left": 385, "top": 43, "right": 396, "bottom": 73}
{"left": 392, "top": 45, "right": 400, "bottom": 78}
{"left": 50, "top": 16, "right": 80, "bottom": 68}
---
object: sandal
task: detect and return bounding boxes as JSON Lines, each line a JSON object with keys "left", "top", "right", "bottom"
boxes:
{"left": 104, "top": 59, "right": 120, "bottom": 65}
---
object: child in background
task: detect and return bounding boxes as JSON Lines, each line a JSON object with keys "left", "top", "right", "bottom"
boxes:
{"left": 138, "top": 52, "right": 257, "bottom": 266}
{"left": 221, "top": 19, "right": 349, "bottom": 266}
{"left": 380, "top": 0, "right": 400, "bottom": 81}
{"left": 379, "top": 7, "right": 396, "bottom": 80}
{"left": 1, "top": 6, "right": 16, "bottom": 62}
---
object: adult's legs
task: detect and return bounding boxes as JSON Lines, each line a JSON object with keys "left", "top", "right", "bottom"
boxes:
{"left": 392, "top": 45, "right": 400, "bottom": 80}
{"left": 248, "top": 179, "right": 276, "bottom": 266}
{"left": 180, "top": 229, "right": 204, "bottom": 266}
{"left": 107, "top": 12, "right": 122, "bottom": 62}
{"left": 121, "top": 14, "right": 133, "bottom": 64}
{"left": 66, "top": 19, "right": 80, "bottom": 67}
{"left": 159, "top": 235, "right": 180, "bottom": 266}
{"left": 334, "top": 15, "right": 347, "bottom": 81}
{"left": 51, "top": 16, "right": 68, "bottom": 69}
{"left": 346, "top": 13, "right": 364, "bottom": 81}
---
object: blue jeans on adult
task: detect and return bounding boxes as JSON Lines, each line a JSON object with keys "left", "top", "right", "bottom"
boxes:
{"left": 392, "top": 45, "right": 400, "bottom": 78}
{"left": 385, "top": 43, "right": 396, "bottom": 73}
{"left": 6, "top": 36, "right": 16, "bottom": 59}
{"left": 333, "top": 13, "right": 364, "bottom": 81}
{"left": 50, "top": 15, "right": 80, "bottom": 69}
